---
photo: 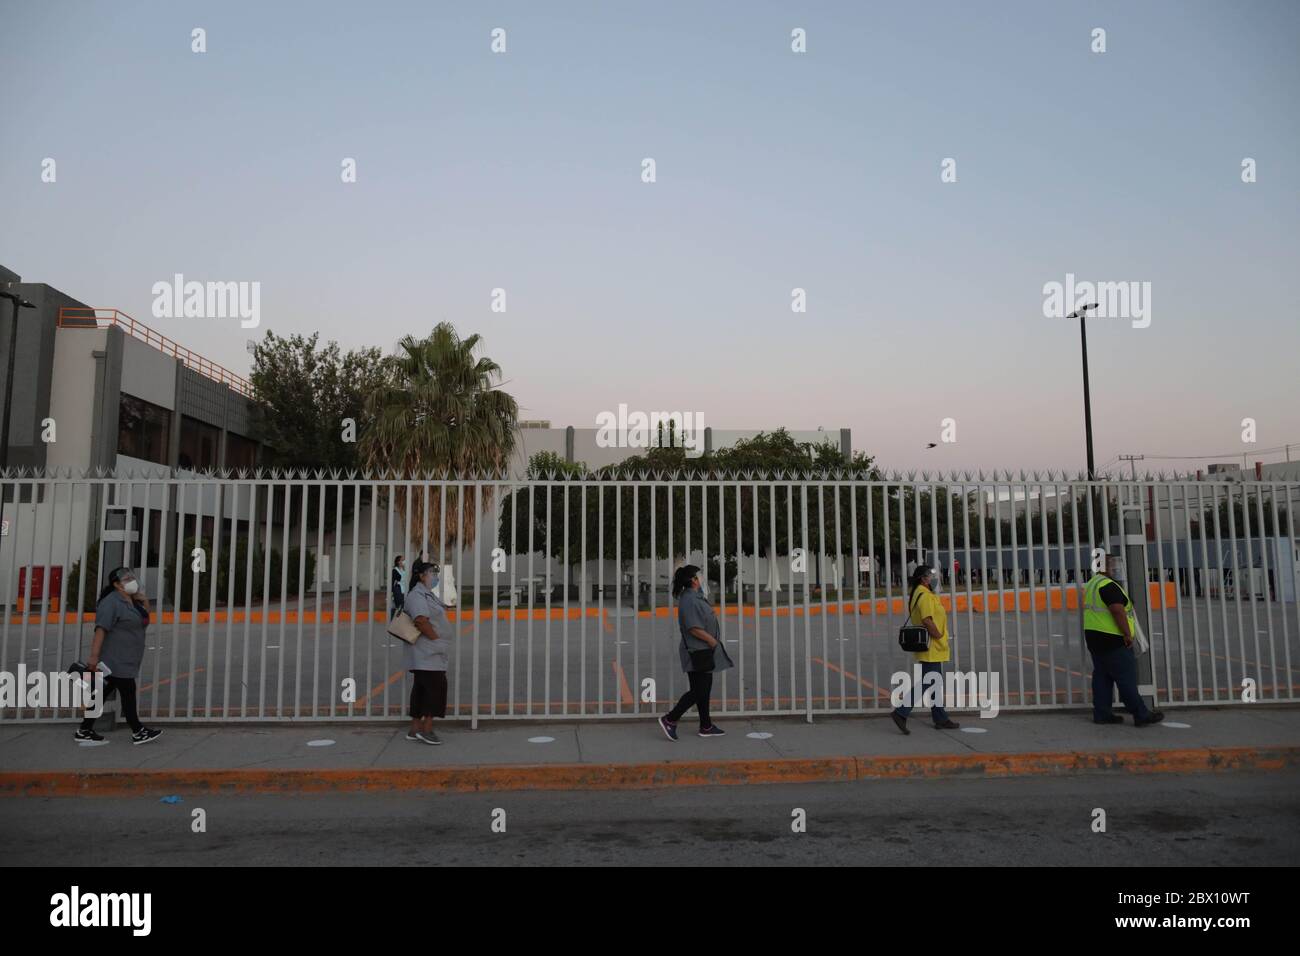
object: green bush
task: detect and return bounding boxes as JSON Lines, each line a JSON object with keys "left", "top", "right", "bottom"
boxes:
{"left": 164, "top": 535, "right": 316, "bottom": 611}
{"left": 65, "top": 541, "right": 101, "bottom": 613}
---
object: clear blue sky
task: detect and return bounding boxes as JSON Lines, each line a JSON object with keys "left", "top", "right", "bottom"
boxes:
{"left": 2, "top": 0, "right": 1297, "bottom": 474}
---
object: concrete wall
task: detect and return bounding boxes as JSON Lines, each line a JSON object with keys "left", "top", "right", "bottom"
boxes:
{"left": 46, "top": 327, "right": 108, "bottom": 472}
{"left": 0, "top": 284, "right": 93, "bottom": 470}
{"left": 120, "top": 335, "right": 177, "bottom": 411}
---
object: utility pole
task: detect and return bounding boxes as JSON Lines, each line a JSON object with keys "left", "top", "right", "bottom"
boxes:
{"left": 1119, "top": 454, "right": 1145, "bottom": 480}
{"left": 0, "top": 284, "right": 38, "bottom": 564}
{"left": 1067, "top": 303, "right": 1100, "bottom": 478}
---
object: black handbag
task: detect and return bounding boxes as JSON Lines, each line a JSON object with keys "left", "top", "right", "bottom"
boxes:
{"left": 897, "top": 591, "right": 930, "bottom": 653}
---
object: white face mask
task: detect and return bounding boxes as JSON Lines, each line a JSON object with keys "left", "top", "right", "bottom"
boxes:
{"left": 696, "top": 576, "right": 709, "bottom": 598}
{"left": 122, "top": 579, "right": 140, "bottom": 595}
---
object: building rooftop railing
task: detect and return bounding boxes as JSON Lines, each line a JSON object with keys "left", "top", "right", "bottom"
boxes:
{"left": 58, "top": 307, "right": 253, "bottom": 399}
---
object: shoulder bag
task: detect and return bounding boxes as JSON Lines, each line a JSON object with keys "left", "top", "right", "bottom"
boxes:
{"left": 897, "top": 590, "right": 930, "bottom": 653}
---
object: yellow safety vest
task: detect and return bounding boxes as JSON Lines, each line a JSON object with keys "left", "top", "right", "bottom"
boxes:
{"left": 1082, "top": 574, "right": 1136, "bottom": 638}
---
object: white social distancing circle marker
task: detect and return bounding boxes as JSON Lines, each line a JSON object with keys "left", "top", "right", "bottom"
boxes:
{"left": 746, "top": 732, "right": 774, "bottom": 739}
{"left": 307, "top": 739, "right": 335, "bottom": 747}
{"left": 1163, "top": 721, "right": 1191, "bottom": 729}
{"left": 960, "top": 727, "right": 988, "bottom": 734}
{"left": 528, "top": 736, "right": 555, "bottom": 744}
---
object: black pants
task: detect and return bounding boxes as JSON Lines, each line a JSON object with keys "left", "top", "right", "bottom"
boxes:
{"left": 80, "top": 676, "right": 142, "bottom": 733}
{"left": 409, "top": 670, "right": 448, "bottom": 719}
{"left": 667, "top": 671, "right": 713, "bottom": 728}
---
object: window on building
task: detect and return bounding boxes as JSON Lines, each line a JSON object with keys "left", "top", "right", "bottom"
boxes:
{"left": 178, "top": 416, "right": 221, "bottom": 471}
{"left": 117, "top": 394, "right": 171, "bottom": 465}
{"left": 225, "top": 431, "right": 258, "bottom": 472}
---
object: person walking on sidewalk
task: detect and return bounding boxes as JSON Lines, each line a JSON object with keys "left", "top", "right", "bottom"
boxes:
{"left": 402, "top": 559, "right": 455, "bottom": 745}
{"left": 74, "top": 567, "right": 162, "bottom": 745}
{"left": 1083, "top": 554, "right": 1164, "bottom": 727}
{"left": 891, "top": 564, "right": 960, "bottom": 734}
{"left": 390, "top": 554, "right": 406, "bottom": 621}
{"left": 659, "top": 564, "right": 733, "bottom": 740}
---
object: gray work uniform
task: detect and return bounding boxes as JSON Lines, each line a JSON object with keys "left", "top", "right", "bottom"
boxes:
{"left": 95, "top": 590, "right": 149, "bottom": 680}
{"left": 401, "top": 581, "right": 454, "bottom": 671}
{"left": 676, "top": 587, "right": 734, "bottom": 673}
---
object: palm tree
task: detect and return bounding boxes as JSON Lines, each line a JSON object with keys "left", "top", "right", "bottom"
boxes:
{"left": 360, "top": 322, "right": 518, "bottom": 551}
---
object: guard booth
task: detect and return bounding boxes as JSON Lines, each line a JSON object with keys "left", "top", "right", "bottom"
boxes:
{"left": 17, "top": 565, "right": 63, "bottom": 612}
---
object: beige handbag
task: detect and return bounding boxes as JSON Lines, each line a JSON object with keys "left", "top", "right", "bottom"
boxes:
{"left": 387, "top": 611, "right": 422, "bottom": 645}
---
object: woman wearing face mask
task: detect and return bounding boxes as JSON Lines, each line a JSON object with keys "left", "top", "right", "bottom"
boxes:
{"left": 891, "top": 563, "right": 960, "bottom": 734}
{"left": 401, "top": 559, "right": 454, "bottom": 745}
{"left": 658, "top": 564, "right": 732, "bottom": 739}
{"left": 75, "top": 567, "right": 162, "bottom": 745}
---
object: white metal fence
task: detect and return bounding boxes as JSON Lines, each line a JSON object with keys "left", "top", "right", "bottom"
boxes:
{"left": 0, "top": 469, "right": 1296, "bottom": 724}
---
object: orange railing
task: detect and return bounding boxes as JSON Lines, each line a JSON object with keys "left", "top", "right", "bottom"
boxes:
{"left": 58, "top": 307, "right": 254, "bottom": 399}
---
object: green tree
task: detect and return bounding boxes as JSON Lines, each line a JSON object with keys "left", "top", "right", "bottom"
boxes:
{"left": 248, "top": 330, "right": 386, "bottom": 472}
{"left": 247, "top": 331, "right": 388, "bottom": 531}
{"left": 1197, "top": 493, "right": 1290, "bottom": 539}
{"left": 497, "top": 430, "right": 894, "bottom": 593}
{"left": 360, "top": 322, "right": 519, "bottom": 551}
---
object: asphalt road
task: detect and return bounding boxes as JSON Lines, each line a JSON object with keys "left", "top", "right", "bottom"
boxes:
{"left": 6, "top": 599, "right": 1299, "bottom": 720}
{"left": 2, "top": 770, "right": 1295, "bottom": 866}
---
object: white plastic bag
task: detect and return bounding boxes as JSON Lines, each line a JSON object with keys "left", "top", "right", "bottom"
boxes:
{"left": 1131, "top": 619, "right": 1150, "bottom": 655}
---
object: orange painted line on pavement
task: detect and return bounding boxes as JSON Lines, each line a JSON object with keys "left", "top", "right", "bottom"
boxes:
{"left": 356, "top": 671, "right": 404, "bottom": 710}
{"left": 812, "top": 656, "right": 891, "bottom": 702}
{"left": 1195, "top": 648, "right": 1300, "bottom": 676}
{"left": 611, "top": 661, "right": 634, "bottom": 706}
{"left": 138, "top": 667, "right": 206, "bottom": 694}
{"left": 1010, "top": 653, "right": 1085, "bottom": 680}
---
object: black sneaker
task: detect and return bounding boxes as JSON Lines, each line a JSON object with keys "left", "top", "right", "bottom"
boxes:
{"left": 934, "top": 718, "right": 961, "bottom": 730}
{"left": 891, "top": 711, "right": 910, "bottom": 735}
{"left": 1094, "top": 714, "right": 1125, "bottom": 725}
{"left": 74, "top": 728, "right": 104, "bottom": 742}
{"left": 1134, "top": 711, "right": 1166, "bottom": 727}
{"left": 415, "top": 731, "right": 442, "bottom": 745}
{"left": 131, "top": 728, "right": 162, "bottom": 745}
{"left": 697, "top": 724, "right": 725, "bottom": 737}
{"left": 658, "top": 716, "right": 679, "bottom": 741}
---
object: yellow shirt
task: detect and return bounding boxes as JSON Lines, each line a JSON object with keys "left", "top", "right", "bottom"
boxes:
{"left": 909, "top": 586, "right": 949, "bottom": 663}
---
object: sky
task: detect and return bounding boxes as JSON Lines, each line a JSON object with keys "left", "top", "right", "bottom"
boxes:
{"left": 2, "top": 0, "right": 1297, "bottom": 475}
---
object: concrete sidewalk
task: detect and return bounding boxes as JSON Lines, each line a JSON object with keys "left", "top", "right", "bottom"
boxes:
{"left": 1, "top": 707, "right": 1298, "bottom": 795}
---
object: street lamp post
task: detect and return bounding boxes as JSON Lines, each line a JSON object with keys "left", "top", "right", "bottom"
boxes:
{"left": 1067, "top": 302, "right": 1100, "bottom": 478}
{"left": 0, "top": 285, "right": 38, "bottom": 555}
{"left": 0, "top": 286, "right": 38, "bottom": 467}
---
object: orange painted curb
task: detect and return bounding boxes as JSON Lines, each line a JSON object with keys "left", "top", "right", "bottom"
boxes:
{"left": 1, "top": 745, "right": 1292, "bottom": 797}
{"left": 5, "top": 583, "right": 1179, "bottom": 626}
